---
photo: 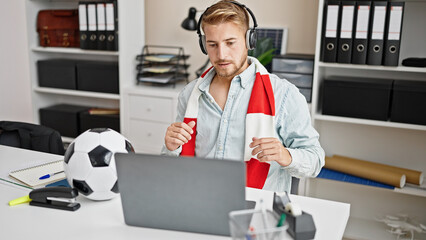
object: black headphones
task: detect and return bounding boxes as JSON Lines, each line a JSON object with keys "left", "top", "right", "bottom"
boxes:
{"left": 196, "top": 1, "right": 258, "bottom": 55}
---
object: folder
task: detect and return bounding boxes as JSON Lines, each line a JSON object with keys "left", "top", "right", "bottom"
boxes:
{"left": 366, "top": 1, "right": 387, "bottom": 65}
{"left": 351, "top": 1, "right": 371, "bottom": 64}
{"left": 113, "top": 0, "right": 118, "bottom": 51}
{"left": 96, "top": 2, "right": 107, "bottom": 50}
{"left": 78, "top": 2, "right": 89, "bottom": 49}
{"left": 87, "top": 3, "right": 98, "bottom": 50}
{"left": 105, "top": 1, "right": 118, "bottom": 51}
{"left": 383, "top": 2, "right": 405, "bottom": 66}
{"left": 337, "top": 1, "right": 355, "bottom": 63}
{"left": 321, "top": 0, "right": 341, "bottom": 63}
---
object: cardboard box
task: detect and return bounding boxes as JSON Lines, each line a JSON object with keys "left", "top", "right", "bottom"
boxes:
{"left": 390, "top": 80, "right": 426, "bottom": 125}
{"left": 37, "top": 59, "right": 77, "bottom": 89}
{"left": 322, "top": 77, "right": 393, "bottom": 121}
{"left": 39, "top": 104, "right": 90, "bottom": 138}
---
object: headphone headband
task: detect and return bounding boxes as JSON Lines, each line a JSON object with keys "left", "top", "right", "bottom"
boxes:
{"left": 196, "top": 1, "right": 258, "bottom": 54}
{"left": 196, "top": 1, "right": 257, "bottom": 37}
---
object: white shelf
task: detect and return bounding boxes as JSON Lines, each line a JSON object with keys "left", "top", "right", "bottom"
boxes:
{"left": 32, "top": 46, "right": 119, "bottom": 56}
{"left": 313, "top": 114, "right": 426, "bottom": 131}
{"left": 34, "top": 87, "right": 120, "bottom": 100}
{"left": 318, "top": 62, "right": 426, "bottom": 73}
{"left": 394, "top": 182, "right": 426, "bottom": 198}
{"left": 344, "top": 217, "right": 397, "bottom": 240}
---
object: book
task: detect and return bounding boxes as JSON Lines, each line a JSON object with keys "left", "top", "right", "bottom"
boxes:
{"left": 9, "top": 160, "right": 66, "bottom": 188}
{"left": 88, "top": 108, "right": 120, "bottom": 115}
{"left": 317, "top": 168, "right": 395, "bottom": 189}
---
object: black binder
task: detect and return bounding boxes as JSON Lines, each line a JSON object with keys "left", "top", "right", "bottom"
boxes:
{"left": 321, "top": 0, "right": 341, "bottom": 63}
{"left": 96, "top": 2, "right": 107, "bottom": 50}
{"left": 352, "top": 1, "right": 371, "bottom": 64}
{"left": 367, "top": 1, "right": 387, "bottom": 65}
{"left": 87, "top": 2, "right": 98, "bottom": 50}
{"left": 383, "top": 2, "right": 405, "bottom": 66}
{"left": 113, "top": 0, "right": 118, "bottom": 51}
{"left": 337, "top": 1, "right": 355, "bottom": 63}
{"left": 106, "top": 1, "right": 118, "bottom": 51}
{"left": 78, "top": 2, "right": 89, "bottom": 50}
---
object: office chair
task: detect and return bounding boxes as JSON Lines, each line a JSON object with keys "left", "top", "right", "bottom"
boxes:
{"left": 0, "top": 121, "right": 65, "bottom": 155}
{"left": 291, "top": 177, "right": 300, "bottom": 195}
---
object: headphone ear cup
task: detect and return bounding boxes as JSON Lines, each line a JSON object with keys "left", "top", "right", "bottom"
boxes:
{"left": 246, "top": 28, "right": 257, "bottom": 50}
{"left": 250, "top": 29, "right": 257, "bottom": 50}
{"left": 199, "top": 35, "right": 207, "bottom": 55}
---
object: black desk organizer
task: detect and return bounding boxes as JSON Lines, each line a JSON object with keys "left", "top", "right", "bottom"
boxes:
{"left": 136, "top": 45, "right": 190, "bottom": 87}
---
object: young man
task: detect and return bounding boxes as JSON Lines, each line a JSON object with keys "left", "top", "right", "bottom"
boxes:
{"left": 162, "top": 0, "right": 324, "bottom": 192}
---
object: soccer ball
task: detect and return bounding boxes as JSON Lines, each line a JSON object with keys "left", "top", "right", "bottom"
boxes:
{"left": 64, "top": 128, "right": 134, "bottom": 200}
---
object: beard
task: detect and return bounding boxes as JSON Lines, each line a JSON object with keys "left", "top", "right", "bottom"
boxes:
{"left": 213, "top": 54, "right": 248, "bottom": 78}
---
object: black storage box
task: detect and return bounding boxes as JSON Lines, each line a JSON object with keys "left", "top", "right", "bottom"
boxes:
{"left": 79, "top": 111, "right": 120, "bottom": 133}
{"left": 76, "top": 61, "right": 119, "bottom": 94}
{"left": 390, "top": 80, "right": 426, "bottom": 125}
{"left": 37, "top": 59, "right": 77, "bottom": 89}
{"left": 40, "top": 104, "right": 90, "bottom": 138}
{"left": 322, "top": 77, "right": 393, "bottom": 120}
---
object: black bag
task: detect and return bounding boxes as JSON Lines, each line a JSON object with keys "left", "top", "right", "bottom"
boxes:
{"left": 0, "top": 121, "right": 65, "bottom": 155}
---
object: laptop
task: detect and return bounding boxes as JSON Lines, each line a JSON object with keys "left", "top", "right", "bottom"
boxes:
{"left": 115, "top": 153, "right": 247, "bottom": 236}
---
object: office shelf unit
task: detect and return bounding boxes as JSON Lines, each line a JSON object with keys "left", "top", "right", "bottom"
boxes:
{"left": 25, "top": 0, "right": 145, "bottom": 140}
{"left": 307, "top": 0, "right": 426, "bottom": 239}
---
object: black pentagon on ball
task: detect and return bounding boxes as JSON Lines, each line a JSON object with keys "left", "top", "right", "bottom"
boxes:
{"left": 88, "top": 145, "right": 113, "bottom": 167}
{"left": 111, "top": 180, "right": 119, "bottom": 193}
{"left": 89, "top": 128, "right": 110, "bottom": 133}
{"left": 125, "top": 140, "right": 135, "bottom": 153}
{"left": 64, "top": 142, "right": 75, "bottom": 164}
{"left": 73, "top": 179, "right": 93, "bottom": 196}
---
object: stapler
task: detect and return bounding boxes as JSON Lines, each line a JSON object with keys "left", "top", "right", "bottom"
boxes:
{"left": 273, "top": 192, "right": 316, "bottom": 240}
{"left": 29, "top": 187, "right": 80, "bottom": 211}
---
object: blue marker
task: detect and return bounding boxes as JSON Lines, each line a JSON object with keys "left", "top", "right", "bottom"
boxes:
{"left": 39, "top": 171, "right": 64, "bottom": 180}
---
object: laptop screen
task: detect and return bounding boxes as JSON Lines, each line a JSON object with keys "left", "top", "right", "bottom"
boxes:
{"left": 115, "top": 153, "right": 247, "bottom": 236}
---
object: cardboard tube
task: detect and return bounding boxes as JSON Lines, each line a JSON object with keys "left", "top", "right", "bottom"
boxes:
{"left": 325, "top": 156, "right": 406, "bottom": 188}
{"left": 334, "top": 155, "right": 424, "bottom": 185}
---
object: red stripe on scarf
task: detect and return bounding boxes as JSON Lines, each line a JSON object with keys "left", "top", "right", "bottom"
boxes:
{"left": 181, "top": 118, "right": 197, "bottom": 156}
{"left": 247, "top": 73, "right": 275, "bottom": 116}
{"left": 246, "top": 158, "right": 270, "bottom": 189}
{"left": 201, "top": 66, "right": 214, "bottom": 78}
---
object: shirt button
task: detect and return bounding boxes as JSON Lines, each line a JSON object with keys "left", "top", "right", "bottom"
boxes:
{"left": 218, "top": 146, "right": 223, "bottom": 150}
{"left": 224, "top": 119, "right": 228, "bottom": 123}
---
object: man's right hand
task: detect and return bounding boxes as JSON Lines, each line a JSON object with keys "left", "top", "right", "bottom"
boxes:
{"left": 164, "top": 121, "right": 196, "bottom": 151}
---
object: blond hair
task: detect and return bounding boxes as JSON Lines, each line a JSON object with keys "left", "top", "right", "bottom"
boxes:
{"left": 201, "top": 0, "right": 249, "bottom": 33}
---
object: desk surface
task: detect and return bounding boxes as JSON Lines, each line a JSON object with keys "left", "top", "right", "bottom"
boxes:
{"left": 0, "top": 145, "right": 350, "bottom": 240}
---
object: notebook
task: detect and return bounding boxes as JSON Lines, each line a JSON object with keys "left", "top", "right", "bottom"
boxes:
{"left": 115, "top": 153, "right": 247, "bottom": 236}
{"left": 9, "top": 160, "right": 66, "bottom": 188}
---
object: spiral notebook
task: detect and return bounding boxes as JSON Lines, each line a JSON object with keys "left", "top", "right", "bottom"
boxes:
{"left": 9, "top": 160, "right": 66, "bottom": 188}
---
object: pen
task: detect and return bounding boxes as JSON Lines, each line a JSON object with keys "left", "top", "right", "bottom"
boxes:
{"left": 39, "top": 171, "right": 64, "bottom": 180}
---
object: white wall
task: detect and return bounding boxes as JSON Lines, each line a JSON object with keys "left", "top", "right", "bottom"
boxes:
{"left": 0, "top": 0, "right": 33, "bottom": 122}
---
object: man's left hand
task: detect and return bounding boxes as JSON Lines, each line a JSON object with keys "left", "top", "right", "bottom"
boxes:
{"left": 249, "top": 137, "right": 292, "bottom": 167}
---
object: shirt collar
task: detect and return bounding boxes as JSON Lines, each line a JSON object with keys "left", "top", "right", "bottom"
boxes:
{"left": 198, "top": 58, "right": 256, "bottom": 93}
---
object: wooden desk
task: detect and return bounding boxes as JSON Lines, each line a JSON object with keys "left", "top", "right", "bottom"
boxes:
{"left": 0, "top": 145, "right": 350, "bottom": 239}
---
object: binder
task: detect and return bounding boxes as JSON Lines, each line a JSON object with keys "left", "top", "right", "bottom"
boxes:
{"left": 105, "top": 1, "right": 118, "bottom": 51}
{"left": 96, "top": 2, "right": 107, "bottom": 50}
{"left": 383, "top": 2, "right": 405, "bottom": 66}
{"left": 87, "top": 3, "right": 98, "bottom": 50}
{"left": 337, "top": 1, "right": 355, "bottom": 63}
{"left": 321, "top": 0, "right": 341, "bottom": 63}
{"left": 351, "top": 1, "right": 371, "bottom": 64}
{"left": 367, "top": 1, "right": 387, "bottom": 65}
{"left": 78, "top": 2, "right": 89, "bottom": 49}
{"left": 113, "top": 0, "right": 118, "bottom": 51}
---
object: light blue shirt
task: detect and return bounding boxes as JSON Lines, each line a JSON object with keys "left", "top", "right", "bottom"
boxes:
{"left": 162, "top": 57, "right": 325, "bottom": 192}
